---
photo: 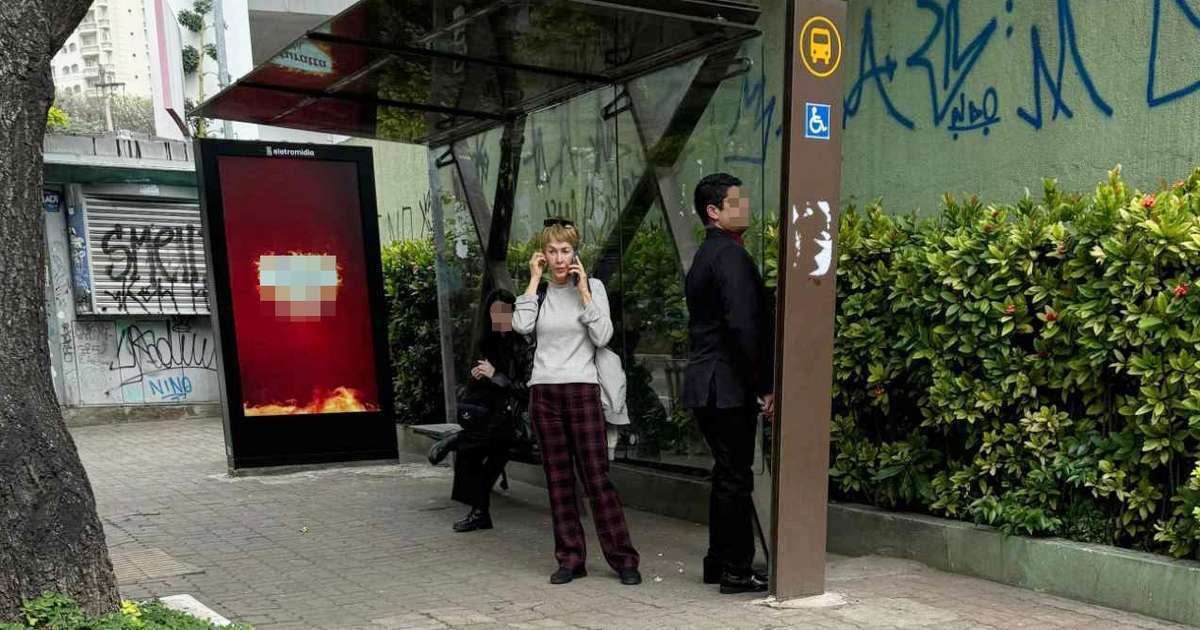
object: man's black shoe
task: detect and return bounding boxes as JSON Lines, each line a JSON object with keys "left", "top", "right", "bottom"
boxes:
{"left": 452, "top": 508, "right": 492, "bottom": 532}
{"left": 427, "top": 431, "right": 461, "bottom": 465}
{"left": 549, "top": 566, "right": 587, "bottom": 584}
{"left": 702, "top": 556, "right": 723, "bottom": 584}
{"left": 618, "top": 568, "right": 642, "bottom": 585}
{"left": 719, "top": 570, "right": 768, "bottom": 594}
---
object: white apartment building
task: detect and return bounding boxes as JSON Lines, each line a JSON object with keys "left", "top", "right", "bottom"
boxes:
{"left": 53, "top": 0, "right": 154, "bottom": 99}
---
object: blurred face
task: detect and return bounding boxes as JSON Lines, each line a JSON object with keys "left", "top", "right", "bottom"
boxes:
{"left": 543, "top": 239, "right": 576, "bottom": 283}
{"left": 707, "top": 185, "right": 752, "bottom": 233}
{"left": 490, "top": 301, "right": 513, "bottom": 333}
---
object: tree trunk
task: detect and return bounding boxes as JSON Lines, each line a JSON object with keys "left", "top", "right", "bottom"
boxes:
{"left": 0, "top": 0, "right": 120, "bottom": 620}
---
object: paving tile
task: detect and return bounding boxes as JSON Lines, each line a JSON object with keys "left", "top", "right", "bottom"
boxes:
{"left": 71, "top": 418, "right": 1187, "bottom": 630}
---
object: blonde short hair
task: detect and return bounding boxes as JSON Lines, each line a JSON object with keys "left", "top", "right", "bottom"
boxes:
{"left": 539, "top": 223, "right": 581, "bottom": 251}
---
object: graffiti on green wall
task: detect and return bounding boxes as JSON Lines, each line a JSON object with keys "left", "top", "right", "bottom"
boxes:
{"left": 841, "top": 0, "right": 1200, "bottom": 211}
{"left": 845, "top": 0, "right": 1200, "bottom": 137}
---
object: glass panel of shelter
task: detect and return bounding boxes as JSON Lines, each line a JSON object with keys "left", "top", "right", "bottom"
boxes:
{"left": 436, "top": 155, "right": 486, "bottom": 391}
{"left": 436, "top": 38, "right": 774, "bottom": 477}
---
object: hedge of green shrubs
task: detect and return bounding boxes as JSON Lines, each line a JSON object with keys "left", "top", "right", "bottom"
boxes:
{"left": 383, "top": 167, "right": 1200, "bottom": 559}
{"left": 381, "top": 239, "right": 445, "bottom": 425}
{"left": 832, "top": 168, "right": 1200, "bottom": 558}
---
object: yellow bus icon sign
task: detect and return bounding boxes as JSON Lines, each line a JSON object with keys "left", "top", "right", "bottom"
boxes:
{"left": 810, "top": 28, "right": 832, "bottom": 64}
{"left": 800, "top": 16, "right": 841, "bottom": 78}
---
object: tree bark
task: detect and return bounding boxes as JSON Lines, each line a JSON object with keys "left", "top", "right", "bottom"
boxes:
{"left": 0, "top": 0, "right": 120, "bottom": 620}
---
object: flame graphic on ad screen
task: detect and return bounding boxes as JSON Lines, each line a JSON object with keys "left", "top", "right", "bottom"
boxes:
{"left": 243, "top": 386, "right": 378, "bottom": 416}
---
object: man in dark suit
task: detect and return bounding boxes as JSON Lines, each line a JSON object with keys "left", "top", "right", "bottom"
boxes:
{"left": 683, "top": 172, "right": 775, "bottom": 594}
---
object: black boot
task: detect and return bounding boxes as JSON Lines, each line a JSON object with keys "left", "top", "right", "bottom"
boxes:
{"left": 428, "top": 431, "right": 461, "bottom": 465}
{"left": 453, "top": 508, "right": 493, "bottom": 532}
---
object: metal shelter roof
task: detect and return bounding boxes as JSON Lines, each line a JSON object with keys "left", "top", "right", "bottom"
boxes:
{"left": 194, "top": 0, "right": 760, "bottom": 147}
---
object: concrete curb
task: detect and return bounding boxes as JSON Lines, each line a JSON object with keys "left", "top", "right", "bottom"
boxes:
{"left": 158, "top": 594, "right": 230, "bottom": 626}
{"left": 827, "top": 502, "right": 1200, "bottom": 627}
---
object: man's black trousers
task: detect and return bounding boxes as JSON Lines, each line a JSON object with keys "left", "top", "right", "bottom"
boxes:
{"left": 694, "top": 405, "right": 757, "bottom": 576}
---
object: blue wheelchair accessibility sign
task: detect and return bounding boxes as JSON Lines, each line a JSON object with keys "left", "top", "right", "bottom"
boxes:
{"left": 804, "top": 102, "right": 831, "bottom": 140}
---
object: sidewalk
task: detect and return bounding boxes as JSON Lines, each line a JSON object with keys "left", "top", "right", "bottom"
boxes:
{"left": 73, "top": 418, "right": 1186, "bottom": 630}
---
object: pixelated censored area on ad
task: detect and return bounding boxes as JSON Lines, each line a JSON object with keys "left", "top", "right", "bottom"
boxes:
{"left": 216, "top": 156, "right": 380, "bottom": 416}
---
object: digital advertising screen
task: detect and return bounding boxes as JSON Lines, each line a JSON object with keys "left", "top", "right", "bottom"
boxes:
{"left": 197, "top": 140, "right": 396, "bottom": 469}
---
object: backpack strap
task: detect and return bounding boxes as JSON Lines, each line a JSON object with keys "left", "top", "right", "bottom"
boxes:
{"left": 530, "top": 281, "right": 549, "bottom": 349}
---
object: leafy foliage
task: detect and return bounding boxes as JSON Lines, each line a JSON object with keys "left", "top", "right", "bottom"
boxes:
{"left": 51, "top": 92, "right": 153, "bottom": 135}
{"left": 181, "top": 46, "right": 200, "bottom": 75}
{"left": 46, "top": 106, "right": 70, "bottom": 131}
{"left": 6, "top": 593, "right": 251, "bottom": 629}
{"left": 831, "top": 167, "right": 1200, "bottom": 558}
{"left": 176, "top": 0, "right": 210, "bottom": 34}
{"left": 381, "top": 239, "right": 445, "bottom": 424}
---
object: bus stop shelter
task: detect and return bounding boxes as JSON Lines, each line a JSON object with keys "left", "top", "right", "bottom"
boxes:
{"left": 196, "top": 0, "right": 846, "bottom": 601}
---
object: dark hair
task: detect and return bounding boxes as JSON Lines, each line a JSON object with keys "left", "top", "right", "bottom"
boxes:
{"left": 484, "top": 288, "right": 516, "bottom": 308}
{"left": 693, "top": 173, "right": 743, "bottom": 226}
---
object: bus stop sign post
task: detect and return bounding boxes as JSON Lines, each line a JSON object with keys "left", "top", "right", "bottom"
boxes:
{"left": 771, "top": 0, "right": 846, "bottom": 601}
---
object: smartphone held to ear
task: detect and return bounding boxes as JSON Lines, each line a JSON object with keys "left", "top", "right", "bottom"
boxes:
{"left": 570, "top": 252, "right": 580, "bottom": 284}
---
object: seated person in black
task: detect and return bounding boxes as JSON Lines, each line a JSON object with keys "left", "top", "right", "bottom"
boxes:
{"left": 430, "top": 289, "right": 531, "bottom": 532}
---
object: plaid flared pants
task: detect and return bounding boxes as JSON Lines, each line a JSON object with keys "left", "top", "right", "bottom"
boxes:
{"left": 529, "top": 383, "right": 639, "bottom": 571}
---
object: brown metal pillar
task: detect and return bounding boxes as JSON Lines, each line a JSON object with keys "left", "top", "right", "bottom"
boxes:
{"left": 771, "top": 0, "right": 846, "bottom": 600}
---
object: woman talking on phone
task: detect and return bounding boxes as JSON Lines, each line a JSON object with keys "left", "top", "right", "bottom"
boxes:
{"left": 511, "top": 218, "right": 641, "bottom": 586}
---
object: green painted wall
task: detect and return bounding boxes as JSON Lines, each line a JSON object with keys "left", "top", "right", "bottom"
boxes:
{"left": 840, "top": 0, "right": 1200, "bottom": 213}
{"left": 342, "top": 137, "right": 431, "bottom": 243}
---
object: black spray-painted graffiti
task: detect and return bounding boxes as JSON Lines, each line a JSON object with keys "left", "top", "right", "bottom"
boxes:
{"left": 110, "top": 319, "right": 217, "bottom": 387}
{"left": 382, "top": 191, "right": 434, "bottom": 243}
{"left": 99, "top": 223, "right": 207, "bottom": 314}
{"left": 842, "top": 0, "right": 1200, "bottom": 138}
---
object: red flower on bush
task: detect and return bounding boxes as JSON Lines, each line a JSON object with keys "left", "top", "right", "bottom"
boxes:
{"left": 1045, "top": 309, "right": 1058, "bottom": 322}
{"left": 1004, "top": 304, "right": 1016, "bottom": 315}
{"left": 1174, "top": 283, "right": 1189, "bottom": 298}
{"left": 871, "top": 386, "right": 885, "bottom": 398}
{"left": 1142, "top": 194, "right": 1156, "bottom": 209}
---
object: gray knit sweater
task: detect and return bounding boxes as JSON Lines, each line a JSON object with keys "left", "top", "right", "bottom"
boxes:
{"left": 512, "top": 278, "right": 613, "bottom": 386}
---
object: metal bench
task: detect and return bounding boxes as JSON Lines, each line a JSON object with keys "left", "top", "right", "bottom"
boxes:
{"left": 410, "top": 423, "right": 540, "bottom": 465}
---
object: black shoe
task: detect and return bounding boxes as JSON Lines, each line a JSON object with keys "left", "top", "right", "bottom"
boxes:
{"left": 452, "top": 508, "right": 492, "bottom": 532}
{"left": 719, "top": 570, "right": 768, "bottom": 594}
{"left": 618, "top": 568, "right": 642, "bottom": 585}
{"left": 703, "top": 556, "right": 723, "bottom": 584}
{"left": 427, "top": 431, "right": 461, "bottom": 465}
{"left": 549, "top": 566, "right": 587, "bottom": 584}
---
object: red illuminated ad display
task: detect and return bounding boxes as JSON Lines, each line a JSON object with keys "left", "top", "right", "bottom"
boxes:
{"left": 216, "top": 155, "right": 380, "bottom": 416}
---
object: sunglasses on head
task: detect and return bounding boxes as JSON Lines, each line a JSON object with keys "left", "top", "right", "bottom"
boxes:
{"left": 543, "top": 217, "right": 575, "bottom": 228}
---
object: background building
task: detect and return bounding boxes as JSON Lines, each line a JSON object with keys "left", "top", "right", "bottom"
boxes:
{"left": 53, "top": 0, "right": 154, "bottom": 99}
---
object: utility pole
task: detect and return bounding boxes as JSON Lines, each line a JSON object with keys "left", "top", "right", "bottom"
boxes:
{"left": 96, "top": 65, "right": 124, "bottom": 132}
{"left": 211, "top": 0, "right": 234, "bottom": 138}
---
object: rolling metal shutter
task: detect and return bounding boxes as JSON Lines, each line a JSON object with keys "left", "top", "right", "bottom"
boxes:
{"left": 83, "top": 195, "right": 210, "bottom": 316}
